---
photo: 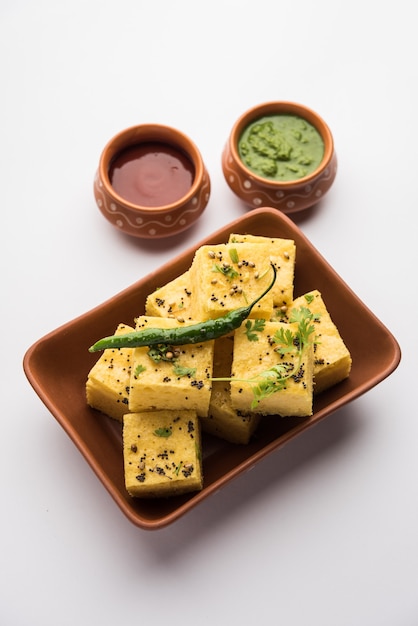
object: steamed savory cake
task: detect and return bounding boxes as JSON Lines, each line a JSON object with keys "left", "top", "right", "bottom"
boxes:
{"left": 231, "top": 320, "right": 314, "bottom": 417}
{"left": 86, "top": 323, "right": 134, "bottom": 421}
{"left": 123, "top": 409, "right": 203, "bottom": 497}
{"left": 128, "top": 316, "right": 214, "bottom": 417}
{"left": 145, "top": 270, "right": 194, "bottom": 321}
{"left": 292, "top": 290, "right": 352, "bottom": 394}
{"left": 189, "top": 242, "right": 275, "bottom": 321}
{"left": 228, "top": 233, "right": 296, "bottom": 310}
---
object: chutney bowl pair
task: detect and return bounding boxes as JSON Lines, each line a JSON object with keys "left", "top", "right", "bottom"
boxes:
{"left": 93, "top": 102, "right": 337, "bottom": 239}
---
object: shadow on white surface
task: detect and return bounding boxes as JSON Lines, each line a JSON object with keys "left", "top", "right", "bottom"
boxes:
{"left": 135, "top": 401, "right": 365, "bottom": 558}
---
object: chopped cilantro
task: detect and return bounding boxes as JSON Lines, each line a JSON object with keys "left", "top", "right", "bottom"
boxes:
{"left": 154, "top": 427, "right": 172, "bottom": 438}
{"left": 228, "top": 247, "right": 239, "bottom": 264}
{"left": 212, "top": 263, "right": 239, "bottom": 280}
{"left": 173, "top": 364, "right": 197, "bottom": 378}
{"left": 134, "top": 364, "right": 146, "bottom": 376}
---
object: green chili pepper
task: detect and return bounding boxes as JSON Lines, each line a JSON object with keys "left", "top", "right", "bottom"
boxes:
{"left": 88, "top": 264, "right": 277, "bottom": 353}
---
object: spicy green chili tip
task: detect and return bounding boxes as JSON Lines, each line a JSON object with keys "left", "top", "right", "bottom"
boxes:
{"left": 88, "top": 263, "right": 277, "bottom": 353}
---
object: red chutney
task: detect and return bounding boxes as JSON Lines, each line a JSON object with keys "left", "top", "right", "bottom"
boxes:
{"left": 109, "top": 142, "right": 195, "bottom": 207}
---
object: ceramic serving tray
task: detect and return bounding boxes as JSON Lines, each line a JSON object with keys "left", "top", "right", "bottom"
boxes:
{"left": 23, "top": 207, "right": 401, "bottom": 530}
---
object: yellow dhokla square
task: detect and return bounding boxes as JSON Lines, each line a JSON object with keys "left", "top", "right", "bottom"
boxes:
{"left": 231, "top": 320, "right": 314, "bottom": 417}
{"left": 189, "top": 243, "right": 275, "bottom": 321}
{"left": 202, "top": 335, "right": 261, "bottom": 444}
{"left": 145, "top": 270, "right": 194, "bottom": 321}
{"left": 129, "top": 316, "right": 214, "bottom": 416}
{"left": 228, "top": 233, "right": 296, "bottom": 310}
{"left": 123, "top": 410, "right": 203, "bottom": 497}
{"left": 292, "top": 290, "right": 352, "bottom": 394}
{"left": 86, "top": 323, "right": 134, "bottom": 421}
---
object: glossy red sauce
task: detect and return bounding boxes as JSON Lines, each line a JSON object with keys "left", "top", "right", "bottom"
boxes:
{"left": 109, "top": 142, "right": 195, "bottom": 207}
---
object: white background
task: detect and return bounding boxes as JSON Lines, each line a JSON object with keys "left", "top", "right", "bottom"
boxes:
{"left": 1, "top": 1, "right": 417, "bottom": 624}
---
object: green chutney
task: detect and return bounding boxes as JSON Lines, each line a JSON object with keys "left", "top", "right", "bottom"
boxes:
{"left": 238, "top": 114, "right": 325, "bottom": 181}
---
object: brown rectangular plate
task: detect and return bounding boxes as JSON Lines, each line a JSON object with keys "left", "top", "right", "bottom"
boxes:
{"left": 23, "top": 208, "right": 401, "bottom": 529}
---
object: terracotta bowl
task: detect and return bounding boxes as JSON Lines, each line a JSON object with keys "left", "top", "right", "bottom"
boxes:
{"left": 94, "top": 124, "right": 211, "bottom": 238}
{"left": 222, "top": 101, "right": 337, "bottom": 214}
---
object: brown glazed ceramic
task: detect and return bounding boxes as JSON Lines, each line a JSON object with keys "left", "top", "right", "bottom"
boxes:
{"left": 94, "top": 124, "right": 211, "bottom": 238}
{"left": 222, "top": 101, "right": 337, "bottom": 213}
{"left": 23, "top": 208, "right": 400, "bottom": 530}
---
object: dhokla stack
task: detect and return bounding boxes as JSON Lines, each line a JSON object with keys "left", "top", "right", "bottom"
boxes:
{"left": 85, "top": 233, "right": 353, "bottom": 500}
{"left": 231, "top": 320, "right": 315, "bottom": 417}
{"left": 189, "top": 242, "right": 277, "bottom": 321}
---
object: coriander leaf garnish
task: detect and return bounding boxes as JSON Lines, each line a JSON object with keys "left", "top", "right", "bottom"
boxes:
{"left": 134, "top": 364, "right": 146, "bottom": 376}
{"left": 304, "top": 293, "right": 315, "bottom": 305}
{"left": 173, "top": 364, "right": 197, "bottom": 378}
{"left": 250, "top": 364, "right": 292, "bottom": 408}
{"left": 229, "top": 247, "right": 239, "bottom": 264}
{"left": 154, "top": 427, "right": 172, "bottom": 438}
{"left": 273, "top": 306, "right": 319, "bottom": 358}
{"left": 212, "top": 262, "right": 239, "bottom": 281}
{"left": 272, "top": 326, "right": 296, "bottom": 354}
{"left": 244, "top": 318, "right": 266, "bottom": 341}
{"left": 287, "top": 306, "right": 320, "bottom": 347}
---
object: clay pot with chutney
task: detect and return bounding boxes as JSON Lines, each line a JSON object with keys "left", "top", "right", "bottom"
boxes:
{"left": 222, "top": 101, "right": 337, "bottom": 214}
{"left": 94, "top": 124, "right": 211, "bottom": 238}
